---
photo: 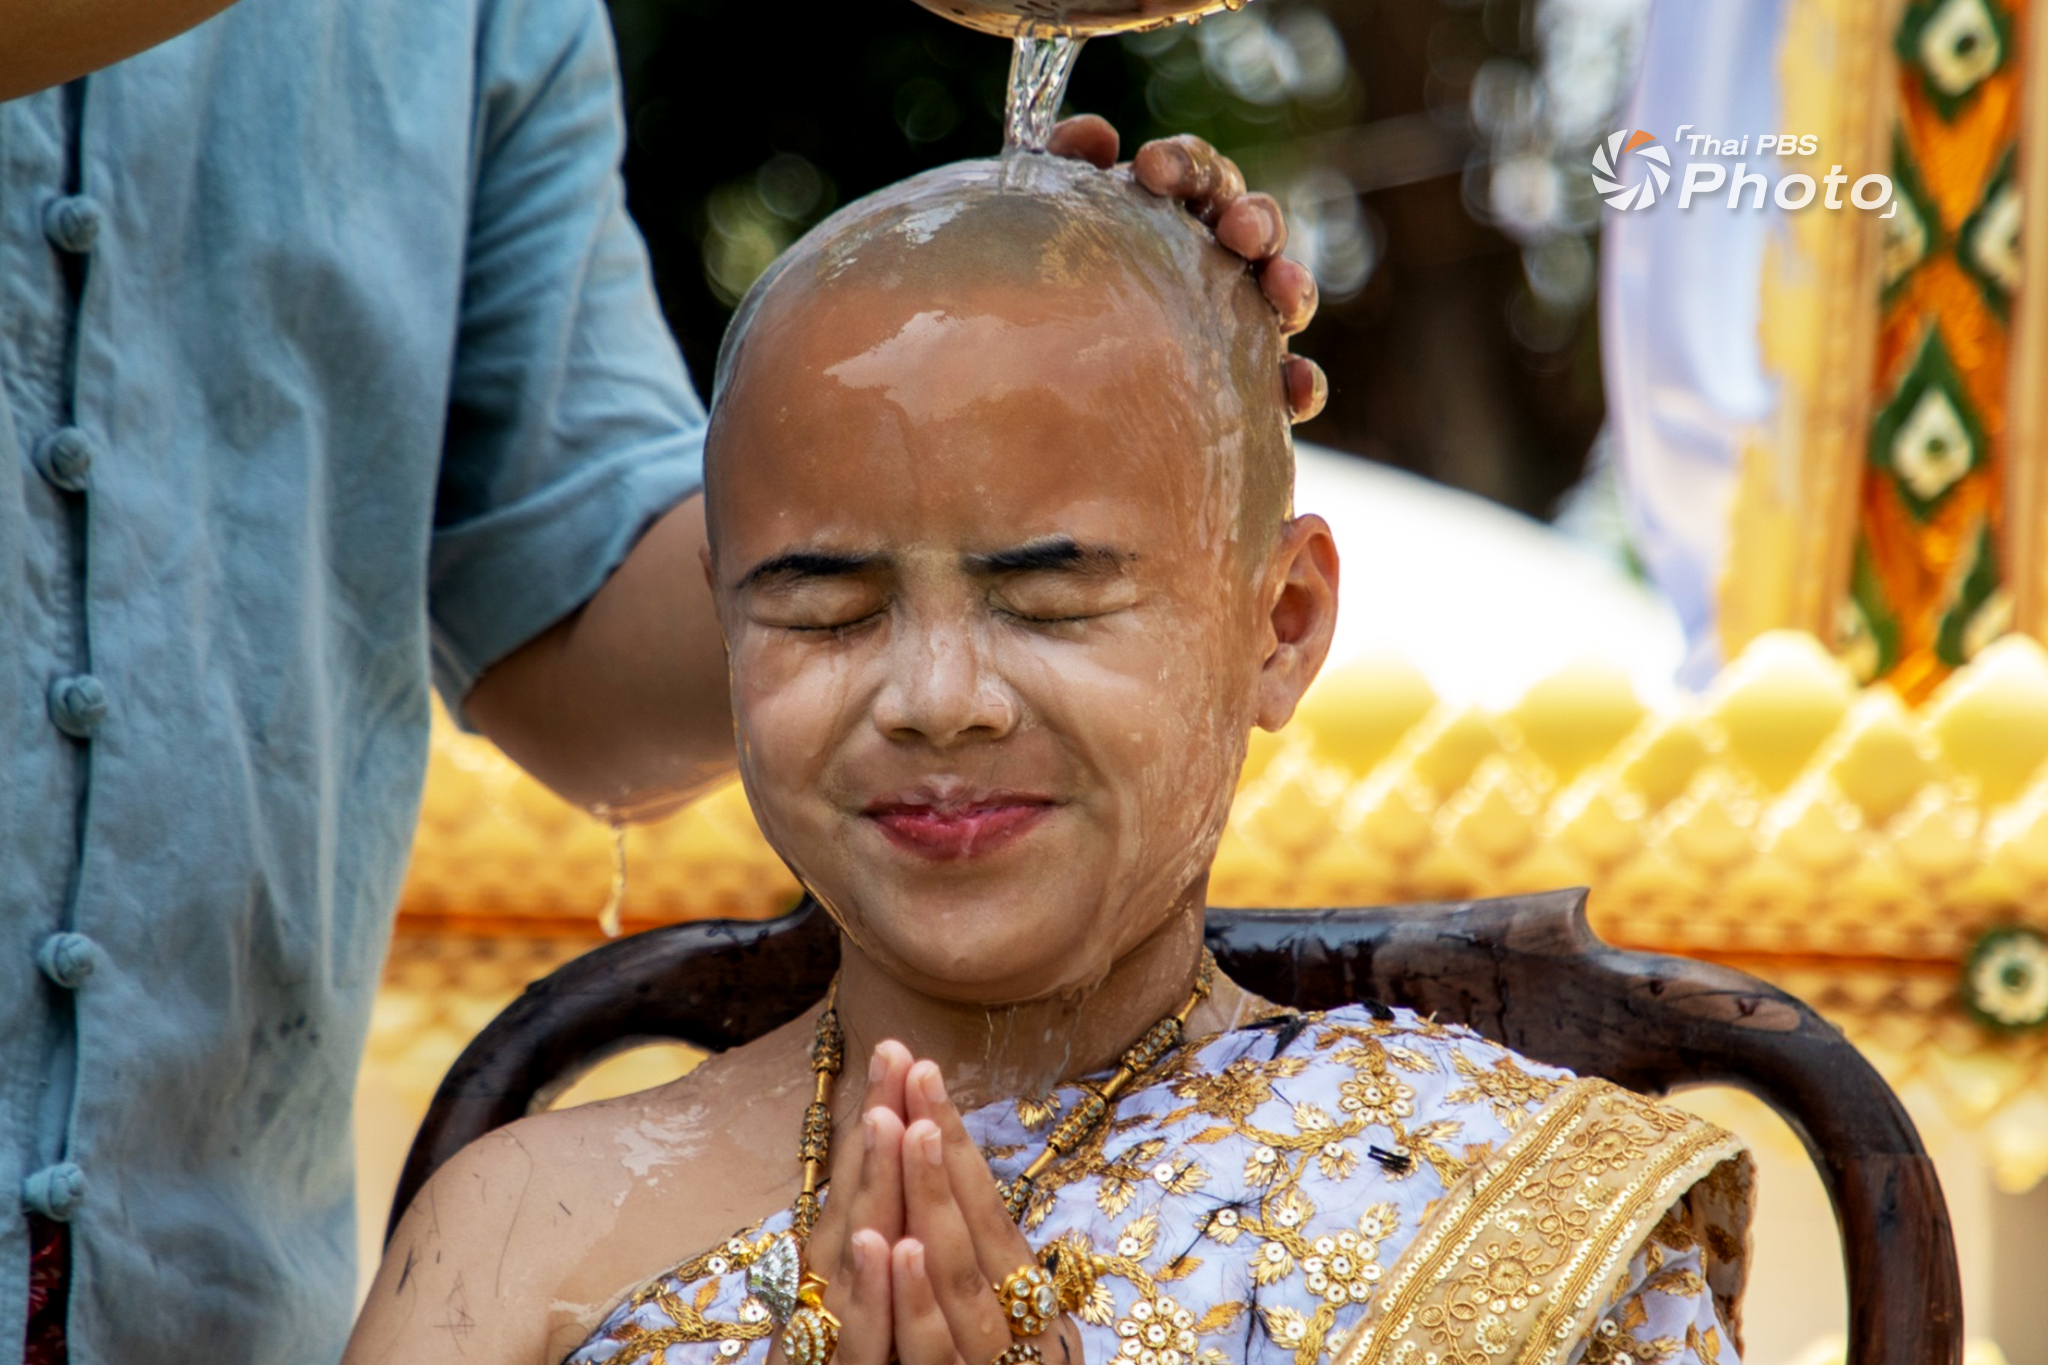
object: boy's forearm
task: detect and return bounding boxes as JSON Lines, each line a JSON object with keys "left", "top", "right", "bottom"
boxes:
{"left": 463, "top": 493, "right": 737, "bottom": 824}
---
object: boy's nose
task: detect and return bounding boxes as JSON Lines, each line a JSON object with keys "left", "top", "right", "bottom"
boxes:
{"left": 871, "top": 619, "right": 1018, "bottom": 747}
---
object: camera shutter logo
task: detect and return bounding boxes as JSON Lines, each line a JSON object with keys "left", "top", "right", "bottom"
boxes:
{"left": 1592, "top": 129, "right": 1671, "bottom": 210}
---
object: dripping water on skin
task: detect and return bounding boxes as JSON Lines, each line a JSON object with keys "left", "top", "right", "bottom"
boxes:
{"left": 979, "top": 977, "right": 1089, "bottom": 1109}
{"left": 596, "top": 819, "right": 628, "bottom": 939}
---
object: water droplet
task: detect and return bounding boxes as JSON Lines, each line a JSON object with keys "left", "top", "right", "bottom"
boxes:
{"left": 598, "top": 823, "right": 628, "bottom": 938}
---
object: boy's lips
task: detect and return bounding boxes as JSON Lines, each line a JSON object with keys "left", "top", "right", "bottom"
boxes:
{"left": 862, "top": 795, "right": 1057, "bottom": 860}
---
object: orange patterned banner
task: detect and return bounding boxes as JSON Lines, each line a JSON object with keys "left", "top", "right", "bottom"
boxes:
{"left": 1845, "top": 0, "right": 2030, "bottom": 700}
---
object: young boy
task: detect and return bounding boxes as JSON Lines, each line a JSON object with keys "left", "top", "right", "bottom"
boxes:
{"left": 345, "top": 156, "right": 1750, "bottom": 1365}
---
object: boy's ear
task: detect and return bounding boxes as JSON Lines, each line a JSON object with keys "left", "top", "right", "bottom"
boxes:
{"left": 1253, "top": 514, "right": 1339, "bottom": 732}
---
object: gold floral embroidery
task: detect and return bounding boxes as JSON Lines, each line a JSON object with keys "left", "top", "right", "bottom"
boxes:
{"left": 1221, "top": 1024, "right": 1471, "bottom": 1191}
{"left": 585, "top": 1226, "right": 782, "bottom": 1360}
{"left": 1303, "top": 1229, "right": 1389, "bottom": 1305}
{"left": 1643, "top": 1266, "right": 1707, "bottom": 1298}
{"left": 1110, "top": 1290, "right": 1202, "bottom": 1365}
{"left": 1445, "top": 1051, "right": 1567, "bottom": 1130}
{"left": 1169, "top": 1056, "right": 1307, "bottom": 1122}
{"left": 1114, "top": 1212, "right": 1161, "bottom": 1261}
{"left": 1261, "top": 1304, "right": 1317, "bottom": 1354}
{"left": 1648, "top": 1202, "right": 1699, "bottom": 1254}
{"left": 1336, "top": 1060, "right": 1418, "bottom": 1126}
{"left": 1018, "top": 1093, "right": 1063, "bottom": 1130}
{"left": 1338, "top": 1079, "right": 1748, "bottom": 1365}
{"left": 1316, "top": 1142, "right": 1360, "bottom": 1180}
{"left": 1582, "top": 1316, "right": 1684, "bottom": 1364}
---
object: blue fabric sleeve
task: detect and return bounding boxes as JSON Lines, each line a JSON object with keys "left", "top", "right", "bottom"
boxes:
{"left": 427, "top": 0, "right": 706, "bottom": 712}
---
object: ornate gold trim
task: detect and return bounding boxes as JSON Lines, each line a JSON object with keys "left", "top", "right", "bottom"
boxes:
{"left": 1334, "top": 1078, "right": 1749, "bottom": 1365}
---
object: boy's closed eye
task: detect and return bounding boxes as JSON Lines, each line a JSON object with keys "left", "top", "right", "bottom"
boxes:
{"left": 974, "top": 538, "right": 1139, "bottom": 626}
{"left": 749, "top": 578, "right": 889, "bottom": 634}
{"left": 987, "top": 576, "right": 1138, "bottom": 626}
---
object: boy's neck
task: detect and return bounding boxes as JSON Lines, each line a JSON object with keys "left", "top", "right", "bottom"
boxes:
{"left": 829, "top": 889, "right": 1247, "bottom": 1113}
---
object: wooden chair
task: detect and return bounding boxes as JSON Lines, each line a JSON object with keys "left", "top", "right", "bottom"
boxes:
{"left": 388, "top": 888, "right": 1961, "bottom": 1365}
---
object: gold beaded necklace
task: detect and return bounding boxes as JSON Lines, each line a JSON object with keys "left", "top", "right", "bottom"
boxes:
{"left": 758, "top": 952, "right": 1218, "bottom": 1353}
{"left": 997, "top": 951, "right": 1215, "bottom": 1222}
{"left": 793, "top": 989, "right": 842, "bottom": 1241}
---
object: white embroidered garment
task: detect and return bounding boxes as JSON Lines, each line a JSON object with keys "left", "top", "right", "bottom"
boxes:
{"left": 564, "top": 1005, "right": 1751, "bottom": 1365}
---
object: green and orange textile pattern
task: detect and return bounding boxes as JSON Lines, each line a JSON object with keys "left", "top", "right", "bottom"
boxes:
{"left": 1845, "top": 0, "right": 2030, "bottom": 700}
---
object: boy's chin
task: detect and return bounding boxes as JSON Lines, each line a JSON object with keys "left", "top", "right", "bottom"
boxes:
{"left": 844, "top": 900, "right": 1115, "bottom": 1002}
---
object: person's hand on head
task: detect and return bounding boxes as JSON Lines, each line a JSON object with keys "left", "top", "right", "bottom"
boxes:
{"left": 1048, "top": 118, "right": 1327, "bottom": 424}
{"left": 774, "top": 1040, "right": 916, "bottom": 1365}
{"left": 894, "top": 1062, "right": 1084, "bottom": 1365}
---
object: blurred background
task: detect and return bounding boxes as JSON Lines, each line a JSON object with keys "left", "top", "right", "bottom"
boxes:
{"left": 606, "top": 0, "right": 1643, "bottom": 529}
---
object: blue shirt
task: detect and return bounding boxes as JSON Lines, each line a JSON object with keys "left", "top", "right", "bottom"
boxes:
{"left": 0, "top": 0, "right": 705, "bottom": 1357}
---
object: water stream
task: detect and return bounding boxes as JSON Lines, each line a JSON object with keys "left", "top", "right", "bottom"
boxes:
{"left": 1004, "top": 33, "right": 1084, "bottom": 151}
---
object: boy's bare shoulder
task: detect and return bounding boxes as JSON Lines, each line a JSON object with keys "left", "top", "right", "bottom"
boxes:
{"left": 346, "top": 1022, "right": 814, "bottom": 1365}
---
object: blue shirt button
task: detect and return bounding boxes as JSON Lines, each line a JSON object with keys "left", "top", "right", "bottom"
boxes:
{"left": 48, "top": 674, "right": 109, "bottom": 739}
{"left": 22, "top": 1163, "right": 88, "bottom": 1221}
{"left": 37, "top": 932, "right": 99, "bottom": 989}
{"left": 42, "top": 195, "right": 102, "bottom": 254}
{"left": 33, "top": 427, "right": 94, "bottom": 492}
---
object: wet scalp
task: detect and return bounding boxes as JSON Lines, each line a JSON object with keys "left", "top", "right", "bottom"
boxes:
{"left": 709, "top": 155, "right": 1293, "bottom": 557}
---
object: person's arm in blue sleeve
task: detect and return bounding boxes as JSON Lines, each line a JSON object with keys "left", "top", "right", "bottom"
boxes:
{"left": 428, "top": 0, "right": 734, "bottom": 825}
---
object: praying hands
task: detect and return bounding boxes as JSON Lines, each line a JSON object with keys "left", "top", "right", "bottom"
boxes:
{"left": 788, "top": 1044, "right": 1086, "bottom": 1365}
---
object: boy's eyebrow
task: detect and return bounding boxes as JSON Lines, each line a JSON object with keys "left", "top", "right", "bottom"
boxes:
{"left": 737, "top": 549, "right": 886, "bottom": 590}
{"left": 964, "top": 537, "right": 1133, "bottom": 576}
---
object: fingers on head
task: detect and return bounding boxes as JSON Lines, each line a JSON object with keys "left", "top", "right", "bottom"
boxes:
{"left": 1216, "top": 192, "right": 1286, "bottom": 262}
{"left": 1283, "top": 357, "right": 1328, "bottom": 424}
{"left": 1202, "top": 155, "right": 1248, "bottom": 221}
{"left": 1131, "top": 136, "right": 1195, "bottom": 197}
{"left": 1046, "top": 113, "right": 1119, "bottom": 168}
{"left": 1133, "top": 134, "right": 1243, "bottom": 219}
{"left": 1260, "top": 256, "right": 1318, "bottom": 335}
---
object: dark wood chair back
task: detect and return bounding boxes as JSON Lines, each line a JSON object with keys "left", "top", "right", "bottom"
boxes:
{"left": 388, "top": 889, "right": 1960, "bottom": 1365}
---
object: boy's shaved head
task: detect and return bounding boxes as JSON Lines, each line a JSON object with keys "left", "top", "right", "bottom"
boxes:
{"left": 699, "top": 155, "right": 1338, "bottom": 1009}
{"left": 707, "top": 155, "right": 1292, "bottom": 557}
